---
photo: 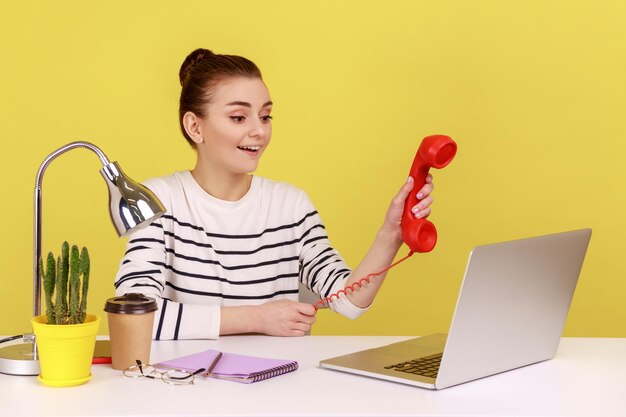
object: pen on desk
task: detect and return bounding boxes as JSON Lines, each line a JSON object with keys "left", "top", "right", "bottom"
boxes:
{"left": 204, "top": 351, "right": 223, "bottom": 377}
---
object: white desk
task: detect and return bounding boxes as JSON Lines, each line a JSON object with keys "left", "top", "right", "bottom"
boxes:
{"left": 1, "top": 336, "right": 625, "bottom": 417}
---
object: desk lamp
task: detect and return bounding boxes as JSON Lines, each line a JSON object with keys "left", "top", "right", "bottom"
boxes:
{"left": 0, "top": 141, "right": 166, "bottom": 376}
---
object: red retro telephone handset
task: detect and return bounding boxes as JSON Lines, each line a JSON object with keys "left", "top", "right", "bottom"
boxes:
{"left": 313, "top": 135, "right": 457, "bottom": 310}
{"left": 401, "top": 134, "right": 457, "bottom": 254}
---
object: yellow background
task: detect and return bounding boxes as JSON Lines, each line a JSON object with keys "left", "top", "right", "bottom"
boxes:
{"left": 1, "top": 1, "right": 625, "bottom": 337}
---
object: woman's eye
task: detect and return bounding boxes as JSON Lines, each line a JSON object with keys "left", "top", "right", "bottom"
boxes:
{"left": 261, "top": 115, "right": 273, "bottom": 123}
{"left": 229, "top": 116, "right": 246, "bottom": 123}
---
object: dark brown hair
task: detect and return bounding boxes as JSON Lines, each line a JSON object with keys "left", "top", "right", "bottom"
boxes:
{"left": 178, "top": 48, "right": 263, "bottom": 146}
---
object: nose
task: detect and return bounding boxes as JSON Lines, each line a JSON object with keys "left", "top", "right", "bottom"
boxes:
{"left": 248, "top": 119, "right": 268, "bottom": 139}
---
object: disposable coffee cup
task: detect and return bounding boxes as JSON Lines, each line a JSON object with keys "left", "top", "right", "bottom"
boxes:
{"left": 104, "top": 293, "right": 158, "bottom": 371}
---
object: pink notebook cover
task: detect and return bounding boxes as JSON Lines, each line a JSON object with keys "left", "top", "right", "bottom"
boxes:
{"left": 156, "top": 349, "right": 298, "bottom": 383}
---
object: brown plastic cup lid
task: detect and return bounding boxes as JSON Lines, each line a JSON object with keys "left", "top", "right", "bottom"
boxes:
{"left": 104, "top": 293, "right": 158, "bottom": 314}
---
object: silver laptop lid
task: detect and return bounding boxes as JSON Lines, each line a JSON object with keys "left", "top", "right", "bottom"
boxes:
{"left": 436, "top": 228, "right": 592, "bottom": 389}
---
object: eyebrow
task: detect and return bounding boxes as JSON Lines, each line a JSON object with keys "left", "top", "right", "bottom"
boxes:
{"left": 225, "top": 100, "right": 273, "bottom": 108}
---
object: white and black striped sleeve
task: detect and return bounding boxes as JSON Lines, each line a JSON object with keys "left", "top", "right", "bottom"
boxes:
{"left": 297, "top": 195, "right": 367, "bottom": 319}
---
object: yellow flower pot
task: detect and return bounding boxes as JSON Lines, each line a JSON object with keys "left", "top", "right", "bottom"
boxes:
{"left": 31, "top": 314, "right": 100, "bottom": 387}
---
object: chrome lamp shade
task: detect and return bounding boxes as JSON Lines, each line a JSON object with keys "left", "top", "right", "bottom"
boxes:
{"left": 101, "top": 161, "right": 165, "bottom": 237}
{"left": 0, "top": 141, "right": 165, "bottom": 376}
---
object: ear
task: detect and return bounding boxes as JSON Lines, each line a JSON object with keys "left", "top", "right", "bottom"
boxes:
{"left": 182, "top": 111, "right": 204, "bottom": 144}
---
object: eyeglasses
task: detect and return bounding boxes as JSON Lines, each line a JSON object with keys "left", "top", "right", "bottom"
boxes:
{"left": 123, "top": 360, "right": 205, "bottom": 385}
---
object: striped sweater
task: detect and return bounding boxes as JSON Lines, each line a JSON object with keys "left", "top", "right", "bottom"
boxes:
{"left": 114, "top": 171, "right": 365, "bottom": 340}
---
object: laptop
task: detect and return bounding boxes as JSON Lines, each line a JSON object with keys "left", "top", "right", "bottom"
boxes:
{"left": 319, "top": 228, "right": 592, "bottom": 389}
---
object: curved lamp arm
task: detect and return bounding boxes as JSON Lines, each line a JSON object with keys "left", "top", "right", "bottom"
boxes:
{"left": 33, "top": 141, "right": 166, "bottom": 318}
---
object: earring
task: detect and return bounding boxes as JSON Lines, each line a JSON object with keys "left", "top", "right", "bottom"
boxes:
{"left": 195, "top": 136, "right": 203, "bottom": 143}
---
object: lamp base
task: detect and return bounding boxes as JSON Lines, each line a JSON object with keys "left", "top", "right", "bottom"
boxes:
{"left": 0, "top": 343, "right": 40, "bottom": 375}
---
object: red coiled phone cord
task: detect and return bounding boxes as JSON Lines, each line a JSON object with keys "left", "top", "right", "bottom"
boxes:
{"left": 313, "top": 251, "right": 414, "bottom": 310}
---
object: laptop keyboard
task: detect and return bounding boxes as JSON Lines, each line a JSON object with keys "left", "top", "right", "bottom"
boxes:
{"left": 384, "top": 353, "right": 443, "bottom": 378}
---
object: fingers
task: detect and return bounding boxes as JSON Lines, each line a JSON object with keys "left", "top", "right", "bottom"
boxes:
{"left": 391, "top": 176, "right": 415, "bottom": 207}
{"left": 295, "top": 302, "right": 317, "bottom": 317}
{"left": 416, "top": 174, "right": 434, "bottom": 200}
{"left": 294, "top": 304, "right": 316, "bottom": 326}
{"left": 291, "top": 322, "right": 312, "bottom": 335}
{"left": 409, "top": 174, "right": 435, "bottom": 219}
{"left": 412, "top": 206, "right": 431, "bottom": 219}
{"left": 385, "top": 175, "right": 436, "bottom": 226}
{"left": 289, "top": 329, "right": 307, "bottom": 337}
{"left": 411, "top": 195, "right": 433, "bottom": 219}
{"left": 289, "top": 303, "right": 316, "bottom": 335}
{"left": 284, "top": 318, "right": 312, "bottom": 336}
{"left": 257, "top": 300, "right": 318, "bottom": 337}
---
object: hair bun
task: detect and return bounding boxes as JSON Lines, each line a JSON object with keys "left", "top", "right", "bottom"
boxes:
{"left": 179, "top": 48, "right": 214, "bottom": 86}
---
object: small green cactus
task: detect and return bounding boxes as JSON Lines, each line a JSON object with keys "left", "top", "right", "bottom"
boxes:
{"left": 54, "top": 242, "right": 69, "bottom": 324}
{"left": 40, "top": 242, "right": 91, "bottom": 325}
{"left": 41, "top": 254, "right": 56, "bottom": 324}
{"left": 78, "top": 247, "right": 90, "bottom": 324}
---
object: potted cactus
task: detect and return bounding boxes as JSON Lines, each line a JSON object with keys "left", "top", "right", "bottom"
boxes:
{"left": 31, "top": 241, "right": 101, "bottom": 387}
{"left": 41, "top": 242, "right": 91, "bottom": 325}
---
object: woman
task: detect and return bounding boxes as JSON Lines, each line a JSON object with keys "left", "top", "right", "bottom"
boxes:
{"left": 114, "top": 48, "right": 434, "bottom": 340}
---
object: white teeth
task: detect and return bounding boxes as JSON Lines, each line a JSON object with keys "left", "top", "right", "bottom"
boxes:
{"left": 238, "top": 145, "right": 261, "bottom": 151}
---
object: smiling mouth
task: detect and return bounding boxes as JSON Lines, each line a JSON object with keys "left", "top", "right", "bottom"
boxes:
{"left": 237, "top": 145, "right": 261, "bottom": 153}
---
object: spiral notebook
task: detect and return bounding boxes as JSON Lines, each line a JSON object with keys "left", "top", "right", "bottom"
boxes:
{"left": 157, "top": 349, "right": 298, "bottom": 383}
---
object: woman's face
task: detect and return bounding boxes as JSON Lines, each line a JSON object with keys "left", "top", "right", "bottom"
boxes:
{"left": 195, "top": 77, "right": 273, "bottom": 176}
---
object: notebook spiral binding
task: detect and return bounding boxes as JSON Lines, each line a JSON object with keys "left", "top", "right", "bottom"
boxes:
{"left": 250, "top": 362, "right": 299, "bottom": 382}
